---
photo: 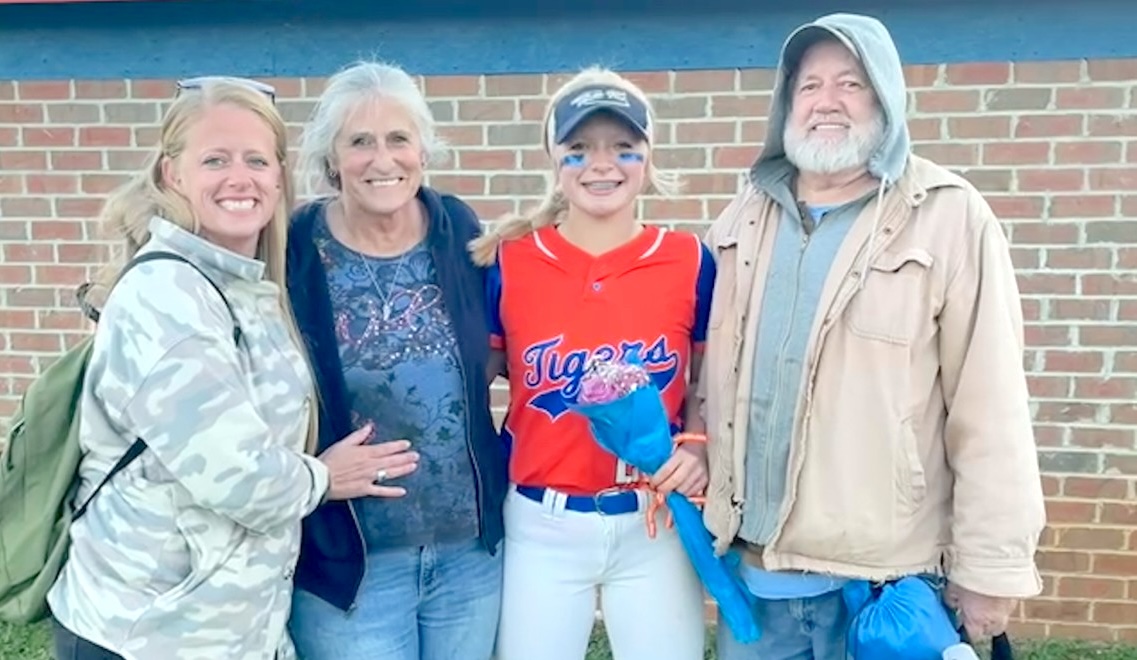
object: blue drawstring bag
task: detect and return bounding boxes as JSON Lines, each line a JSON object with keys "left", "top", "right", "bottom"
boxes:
{"left": 843, "top": 576, "right": 961, "bottom": 659}
{"left": 844, "top": 575, "right": 1017, "bottom": 660}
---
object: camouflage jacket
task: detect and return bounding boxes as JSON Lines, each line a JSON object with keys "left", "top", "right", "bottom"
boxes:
{"left": 47, "top": 216, "right": 329, "bottom": 660}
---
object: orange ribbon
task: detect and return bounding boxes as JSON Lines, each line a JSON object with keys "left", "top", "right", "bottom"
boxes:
{"left": 623, "top": 432, "right": 708, "bottom": 539}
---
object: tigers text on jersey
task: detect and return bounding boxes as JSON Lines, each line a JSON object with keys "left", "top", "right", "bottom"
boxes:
{"left": 487, "top": 225, "right": 715, "bottom": 496}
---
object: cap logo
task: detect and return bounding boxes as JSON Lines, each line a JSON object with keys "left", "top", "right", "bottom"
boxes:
{"left": 569, "top": 87, "right": 631, "bottom": 108}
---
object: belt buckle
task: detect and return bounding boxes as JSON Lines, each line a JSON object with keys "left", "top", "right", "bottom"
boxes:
{"left": 592, "top": 486, "right": 628, "bottom": 516}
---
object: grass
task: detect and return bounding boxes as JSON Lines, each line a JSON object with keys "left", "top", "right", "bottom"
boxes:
{"left": 582, "top": 623, "right": 1137, "bottom": 660}
{"left": 0, "top": 620, "right": 51, "bottom": 660}
{"left": 1, "top": 619, "right": 1134, "bottom": 659}
{"left": 591, "top": 628, "right": 1137, "bottom": 660}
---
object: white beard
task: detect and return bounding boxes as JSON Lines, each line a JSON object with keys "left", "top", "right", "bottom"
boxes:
{"left": 784, "top": 113, "right": 885, "bottom": 174}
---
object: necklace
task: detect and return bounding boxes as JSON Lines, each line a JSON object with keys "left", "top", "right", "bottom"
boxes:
{"left": 334, "top": 199, "right": 418, "bottom": 322}
{"left": 359, "top": 249, "right": 408, "bottom": 322}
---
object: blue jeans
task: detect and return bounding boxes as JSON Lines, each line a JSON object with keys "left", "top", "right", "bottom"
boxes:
{"left": 717, "top": 588, "right": 849, "bottom": 660}
{"left": 288, "top": 538, "right": 503, "bottom": 660}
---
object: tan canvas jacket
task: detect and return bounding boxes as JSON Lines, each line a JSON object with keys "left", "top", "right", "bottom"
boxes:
{"left": 698, "top": 155, "right": 1046, "bottom": 598}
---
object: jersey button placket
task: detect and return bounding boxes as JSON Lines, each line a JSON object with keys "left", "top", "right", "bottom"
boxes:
{"left": 585, "top": 262, "right": 605, "bottom": 297}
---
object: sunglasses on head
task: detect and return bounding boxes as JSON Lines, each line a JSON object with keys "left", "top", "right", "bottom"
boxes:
{"left": 176, "top": 76, "right": 277, "bottom": 103}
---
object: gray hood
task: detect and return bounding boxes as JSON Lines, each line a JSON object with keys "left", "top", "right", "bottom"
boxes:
{"left": 750, "top": 13, "right": 910, "bottom": 188}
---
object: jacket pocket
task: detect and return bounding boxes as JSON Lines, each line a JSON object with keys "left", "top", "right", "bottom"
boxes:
{"left": 895, "top": 416, "right": 928, "bottom": 517}
{"left": 847, "top": 248, "right": 934, "bottom": 346}
{"left": 708, "top": 240, "right": 738, "bottom": 330}
{"left": 171, "top": 520, "right": 230, "bottom": 592}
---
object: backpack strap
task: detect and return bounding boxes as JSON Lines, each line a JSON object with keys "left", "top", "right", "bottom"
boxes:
{"left": 71, "top": 438, "right": 146, "bottom": 521}
{"left": 71, "top": 250, "right": 243, "bottom": 521}
{"left": 77, "top": 250, "right": 241, "bottom": 345}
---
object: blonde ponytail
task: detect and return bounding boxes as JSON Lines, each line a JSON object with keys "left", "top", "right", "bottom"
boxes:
{"left": 469, "top": 188, "right": 567, "bottom": 266}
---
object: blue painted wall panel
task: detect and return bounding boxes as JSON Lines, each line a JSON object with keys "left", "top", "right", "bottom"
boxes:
{"left": 1, "top": 0, "right": 1134, "bottom": 80}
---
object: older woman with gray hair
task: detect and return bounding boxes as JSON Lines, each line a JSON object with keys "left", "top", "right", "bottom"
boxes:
{"left": 284, "top": 60, "right": 508, "bottom": 660}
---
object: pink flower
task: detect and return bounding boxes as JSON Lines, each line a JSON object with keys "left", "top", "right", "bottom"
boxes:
{"left": 578, "top": 378, "right": 618, "bottom": 404}
{"left": 576, "top": 358, "right": 652, "bottom": 404}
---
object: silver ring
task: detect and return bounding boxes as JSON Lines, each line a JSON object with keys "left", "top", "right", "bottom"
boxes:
{"left": 375, "top": 469, "right": 388, "bottom": 483}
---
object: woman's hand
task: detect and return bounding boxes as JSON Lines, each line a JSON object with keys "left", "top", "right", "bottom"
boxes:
{"left": 318, "top": 424, "right": 419, "bottom": 500}
{"left": 649, "top": 442, "right": 708, "bottom": 497}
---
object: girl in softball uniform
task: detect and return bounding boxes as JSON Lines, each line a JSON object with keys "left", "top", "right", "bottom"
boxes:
{"left": 469, "top": 67, "right": 715, "bottom": 660}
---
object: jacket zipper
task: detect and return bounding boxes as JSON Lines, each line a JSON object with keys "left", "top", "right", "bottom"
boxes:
{"left": 759, "top": 229, "right": 811, "bottom": 540}
{"left": 345, "top": 499, "right": 367, "bottom": 611}
{"left": 315, "top": 380, "right": 368, "bottom": 613}
{"left": 455, "top": 351, "right": 486, "bottom": 545}
{"left": 322, "top": 390, "right": 369, "bottom": 612}
{"left": 433, "top": 233, "right": 486, "bottom": 547}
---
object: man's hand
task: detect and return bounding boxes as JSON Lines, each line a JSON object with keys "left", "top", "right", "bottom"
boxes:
{"left": 945, "top": 582, "right": 1018, "bottom": 640}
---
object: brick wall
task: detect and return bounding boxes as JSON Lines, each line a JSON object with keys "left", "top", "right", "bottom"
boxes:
{"left": 1, "top": 59, "right": 1136, "bottom": 641}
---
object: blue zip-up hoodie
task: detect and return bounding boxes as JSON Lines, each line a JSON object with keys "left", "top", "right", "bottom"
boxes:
{"left": 738, "top": 13, "right": 912, "bottom": 548}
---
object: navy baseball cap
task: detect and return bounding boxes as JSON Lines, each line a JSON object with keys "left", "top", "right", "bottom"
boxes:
{"left": 548, "top": 84, "right": 652, "bottom": 147}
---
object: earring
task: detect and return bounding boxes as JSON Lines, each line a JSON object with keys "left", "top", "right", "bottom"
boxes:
{"left": 323, "top": 158, "right": 341, "bottom": 188}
